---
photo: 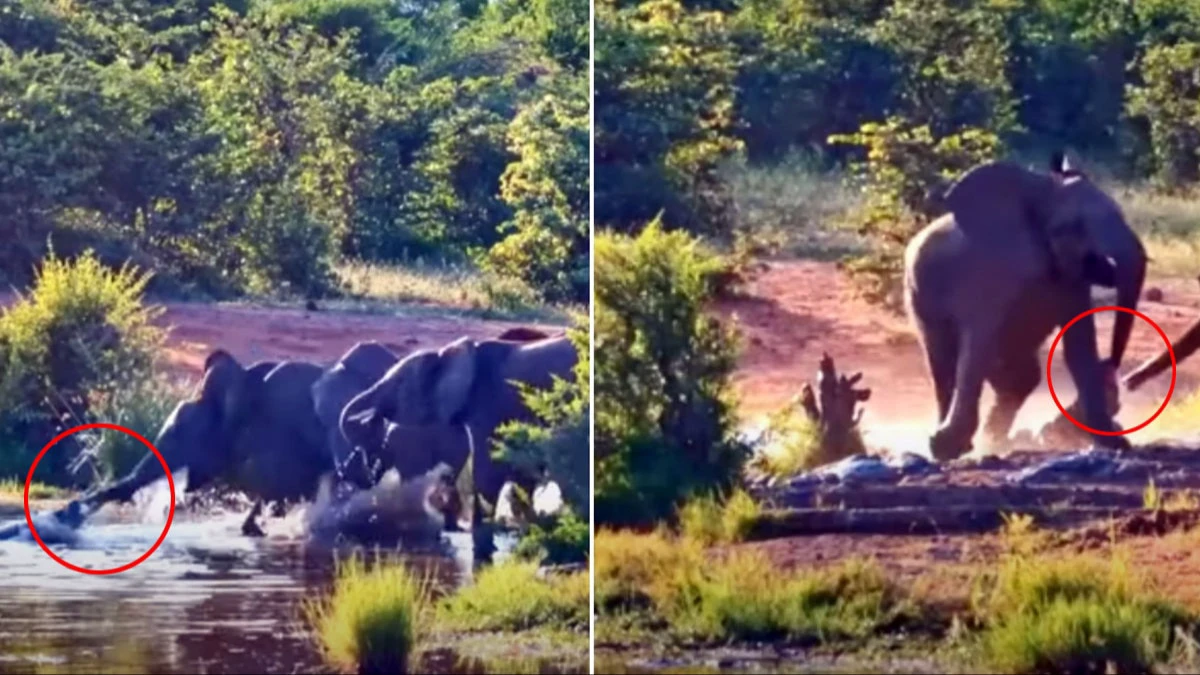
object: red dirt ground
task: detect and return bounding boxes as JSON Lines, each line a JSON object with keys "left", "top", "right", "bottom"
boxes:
{"left": 718, "top": 260, "right": 1200, "bottom": 450}
{"left": 155, "top": 303, "right": 561, "bottom": 383}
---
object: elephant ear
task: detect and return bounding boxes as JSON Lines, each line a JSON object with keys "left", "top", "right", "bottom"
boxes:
{"left": 432, "top": 337, "right": 477, "bottom": 424}
{"left": 198, "top": 351, "right": 246, "bottom": 426}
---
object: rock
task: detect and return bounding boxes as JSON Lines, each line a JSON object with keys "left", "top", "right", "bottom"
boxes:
{"left": 887, "top": 452, "right": 939, "bottom": 476}
{"left": 1145, "top": 287, "right": 1164, "bottom": 302}
{"left": 1008, "top": 449, "right": 1118, "bottom": 485}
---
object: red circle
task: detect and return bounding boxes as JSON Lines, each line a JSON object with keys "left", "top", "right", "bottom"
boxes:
{"left": 23, "top": 423, "right": 174, "bottom": 575}
{"left": 1046, "top": 306, "right": 1176, "bottom": 436}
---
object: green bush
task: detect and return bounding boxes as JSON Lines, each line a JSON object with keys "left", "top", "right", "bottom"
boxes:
{"left": 594, "top": 221, "right": 749, "bottom": 527}
{"left": 594, "top": 0, "right": 743, "bottom": 236}
{"left": 484, "top": 88, "right": 590, "bottom": 303}
{"left": 0, "top": 250, "right": 163, "bottom": 484}
{"left": 977, "top": 554, "right": 1194, "bottom": 675}
{"left": 1127, "top": 41, "right": 1200, "bottom": 189}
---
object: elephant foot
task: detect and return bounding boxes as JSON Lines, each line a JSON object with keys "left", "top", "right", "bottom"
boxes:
{"left": 930, "top": 430, "right": 970, "bottom": 463}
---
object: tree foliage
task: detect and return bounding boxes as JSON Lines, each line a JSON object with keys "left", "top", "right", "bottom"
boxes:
{"left": 0, "top": 0, "right": 589, "bottom": 302}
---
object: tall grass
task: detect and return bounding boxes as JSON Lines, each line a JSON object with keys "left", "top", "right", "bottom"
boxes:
{"left": 435, "top": 561, "right": 589, "bottom": 632}
{"left": 723, "top": 154, "right": 865, "bottom": 259}
{"left": 0, "top": 478, "right": 65, "bottom": 501}
{"left": 593, "top": 528, "right": 904, "bottom": 644}
{"left": 305, "top": 556, "right": 433, "bottom": 675}
{"left": 677, "top": 489, "right": 762, "bottom": 546}
{"left": 974, "top": 553, "right": 1193, "bottom": 674}
{"left": 334, "top": 260, "right": 554, "bottom": 319}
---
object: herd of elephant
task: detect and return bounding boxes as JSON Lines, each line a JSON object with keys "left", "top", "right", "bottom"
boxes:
{"left": 65, "top": 327, "right": 576, "bottom": 543}
{"left": 904, "top": 152, "right": 1192, "bottom": 460}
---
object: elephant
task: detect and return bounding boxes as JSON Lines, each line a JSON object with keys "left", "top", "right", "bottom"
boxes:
{"left": 1124, "top": 314, "right": 1200, "bottom": 391}
{"left": 79, "top": 350, "right": 333, "bottom": 535}
{"left": 904, "top": 154, "right": 1147, "bottom": 461}
{"left": 338, "top": 334, "right": 578, "bottom": 534}
{"left": 313, "top": 327, "right": 555, "bottom": 488}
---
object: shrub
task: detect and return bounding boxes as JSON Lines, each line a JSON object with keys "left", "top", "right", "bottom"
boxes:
{"left": 305, "top": 556, "right": 432, "bottom": 675}
{"left": 512, "top": 508, "right": 590, "bottom": 565}
{"left": 594, "top": 221, "right": 750, "bottom": 527}
{"left": 594, "top": 527, "right": 903, "bottom": 645}
{"left": 435, "top": 561, "right": 589, "bottom": 632}
{"left": 0, "top": 250, "right": 163, "bottom": 484}
{"left": 976, "top": 553, "right": 1193, "bottom": 674}
{"left": 594, "top": 0, "right": 743, "bottom": 235}
{"left": 1126, "top": 42, "right": 1200, "bottom": 189}
{"left": 81, "top": 375, "right": 186, "bottom": 482}
{"left": 484, "top": 89, "right": 590, "bottom": 303}
{"left": 828, "top": 118, "right": 1000, "bottom": 308}
{"left": 677, "top": 488, "right": 761, "bottom": 546}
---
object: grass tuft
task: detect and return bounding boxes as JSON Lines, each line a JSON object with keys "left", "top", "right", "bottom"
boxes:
{"left": 975, "top": 552, "right": 1193, "bottom": 674}
{"left": 677, "top": 489, "right": 762, "bottom": 546}
{"left": 435, "top": 561, "right": 589, "bottom": 633}
{"left": 305, "top": 555, "right": 433, "bottom": 675}
{"left": 594, "top": 528, "right": 904, "bottom": 645}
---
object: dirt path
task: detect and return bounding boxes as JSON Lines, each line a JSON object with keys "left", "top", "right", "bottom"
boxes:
{"left": 719, "top": 260, "right": 1200, "bottom": 450}
{"left": 155, "top": 302, "right": 563, "bottom": 383}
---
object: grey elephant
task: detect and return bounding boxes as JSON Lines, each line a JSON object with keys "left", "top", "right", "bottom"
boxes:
{"left": 79, "top": 350, "right": 332, "bottom": 534}
{"left": 338, "top": 333, "right": 577, "bottom": 532}
{"left": 904, "top": 154, "right": 1146, "bottom": 460}
{"left": 313, "top": 327, "right": 555, "bottom": 489}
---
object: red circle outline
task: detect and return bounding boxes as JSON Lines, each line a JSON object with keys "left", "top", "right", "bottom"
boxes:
{"left": 23, "top": 423, "right": 174, "bottom": 575}
{"left": 1046, "top": 306, "right": 1176, "bottom": 436}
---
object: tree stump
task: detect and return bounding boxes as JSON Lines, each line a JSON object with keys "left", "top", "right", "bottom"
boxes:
{"left": 798, "top": 353, "right": 871, "bottom": 460}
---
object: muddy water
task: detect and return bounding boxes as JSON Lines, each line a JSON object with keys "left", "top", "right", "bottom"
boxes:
{"left": 0, "top": 504, "right": 566, "bottom": 674}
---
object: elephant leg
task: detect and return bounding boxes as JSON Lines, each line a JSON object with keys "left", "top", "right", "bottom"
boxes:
{"left": 1058, "top": 290, "right": 1130, "bottom": 450}
{"left": 241, "top": 500, "right": 265, "bottom": 537}
{"left": 983, "top": 351, "right": 1040, "bottom": 448}
{"left": 931, "top": 318, "right": 1001, "bottom": 462}
{"left": 917, "top": 317, "right": 959, "bottom": 423}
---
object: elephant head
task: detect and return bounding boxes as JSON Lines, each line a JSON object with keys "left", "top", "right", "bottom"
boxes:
{"left": 339, "top": 334, "right": 577, "bottom": 508}
{"left": 339, "top": 337, "right": 478, "bottom": 457}
{"left": 82, "top": 351, "right": 328, "bottom": 513}
{"left": 946, "top": 155, "right": 1147, "bottom": 369}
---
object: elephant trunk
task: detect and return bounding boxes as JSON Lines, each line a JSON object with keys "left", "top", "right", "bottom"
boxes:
{"left": 1109, "top": 246, "right": 1146, "bottom": 369}
{"left": 1126, "top": 315, "right": 1200, "bottom": 390}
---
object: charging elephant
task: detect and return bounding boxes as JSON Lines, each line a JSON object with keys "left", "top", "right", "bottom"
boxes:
{"left": 338, "top": 334, "right": 577, "bottom": 528}
{"left": 904, "top": 154, "right": 1147, "bottom": 460}
{"left": 78, "top": 351, "right": 333, "bottom": 534}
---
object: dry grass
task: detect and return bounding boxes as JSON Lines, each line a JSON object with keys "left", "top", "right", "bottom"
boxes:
{"left": 677, "top": 489, "right": 762, "bottom": 546}
{"left": 0, "top": 479, "right": 67, "bottom": 502}
{"left": 435, "top": 561, "right": 589, "bottom": 633}
{"left": 724, "top": 154, "right": 866, "bottom": 259}
{"left": 305, "top": 556, "right": 433, "bottom": 674}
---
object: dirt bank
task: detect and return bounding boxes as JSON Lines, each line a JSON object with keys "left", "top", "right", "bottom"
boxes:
{"left": 155, "top": 302, "right": 562, "bottom": 382}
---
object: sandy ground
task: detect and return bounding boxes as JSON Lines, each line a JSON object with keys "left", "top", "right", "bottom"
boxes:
{"left": 154, "top": 302, "right": 561, "bottom": 383}
{"left": 719, "top": 260, "right": 1200, "bottom": 452}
